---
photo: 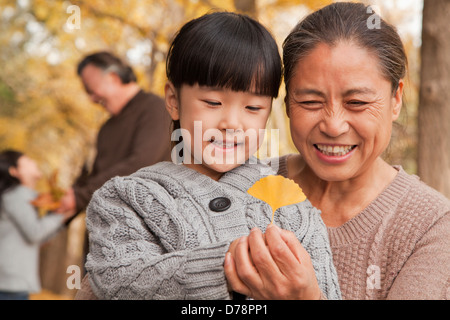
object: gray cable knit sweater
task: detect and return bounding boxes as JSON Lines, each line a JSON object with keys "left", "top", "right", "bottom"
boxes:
{"left": 85, "top": 159, "right": 341, "bottom": 300}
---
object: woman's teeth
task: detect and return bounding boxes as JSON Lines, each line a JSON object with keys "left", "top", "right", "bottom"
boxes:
{"left": 315, "top": 144, "right": 356, "bottom": 156}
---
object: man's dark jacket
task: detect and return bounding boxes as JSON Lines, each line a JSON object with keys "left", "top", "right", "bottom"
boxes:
{"left": 73, "top": 90, "right": 172, "bottom": 213}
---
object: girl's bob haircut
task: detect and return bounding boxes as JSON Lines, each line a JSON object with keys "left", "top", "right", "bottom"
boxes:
{"left": 166, "top": 12, "right": 282, "bottom": 98}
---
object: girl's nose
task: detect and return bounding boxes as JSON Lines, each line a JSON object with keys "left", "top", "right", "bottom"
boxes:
{"left": 218, "top": 108, "right": 243, "bottom": 131}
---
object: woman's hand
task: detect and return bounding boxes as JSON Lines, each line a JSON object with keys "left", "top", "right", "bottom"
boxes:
{"left": 225, "top": 224, "right": 321, "bottom": 300}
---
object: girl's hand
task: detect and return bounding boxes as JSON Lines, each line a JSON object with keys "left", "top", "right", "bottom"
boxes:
{"left": 225, "top": 224, "right": 321, "bottom": 300}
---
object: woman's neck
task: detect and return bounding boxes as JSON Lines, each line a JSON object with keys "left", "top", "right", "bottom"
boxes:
{"left": 288, "top": 155, "right": 398, "bottom": 227}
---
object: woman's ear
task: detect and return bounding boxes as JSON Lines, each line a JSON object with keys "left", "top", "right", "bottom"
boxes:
{"left": 392, "top": 80, "right": 404, "bottom": 122}
{"left": 165, "top": 82, "right": 180, "bottom": 121}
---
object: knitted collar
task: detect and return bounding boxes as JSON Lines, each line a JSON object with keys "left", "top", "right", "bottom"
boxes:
{"left": 144, "top": 156, "right": 275, "bottom": 195}
{"left": 327, "top": 166, "right": 415, "bottom": 246}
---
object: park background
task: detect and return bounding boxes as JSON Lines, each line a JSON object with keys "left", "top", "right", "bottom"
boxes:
{"left": 0, "top": 0, "right": 448, "bottom": 299}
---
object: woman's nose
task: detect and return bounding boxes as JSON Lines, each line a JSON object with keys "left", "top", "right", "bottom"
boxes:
{"left": 318, "top": 106, "right": 350, "bottom": 138}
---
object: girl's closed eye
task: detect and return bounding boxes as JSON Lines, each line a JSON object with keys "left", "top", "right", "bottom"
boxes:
{"left": 202, "top": 100, "right": 222, "bottom": 107}
{"left": 246, "top": 105, "right": 262, "bottom": 112}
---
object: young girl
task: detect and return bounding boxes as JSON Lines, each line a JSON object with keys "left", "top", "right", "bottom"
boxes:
{"left": 83, "top": 12, "right": 341, "bottom": 300}
{"left": 0, "top": 150, "right": 72, "bottom": 300}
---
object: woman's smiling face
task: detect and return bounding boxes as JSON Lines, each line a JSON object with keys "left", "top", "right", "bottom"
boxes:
{"left": 286, "top": 41, "right": 403, "bottom": 182}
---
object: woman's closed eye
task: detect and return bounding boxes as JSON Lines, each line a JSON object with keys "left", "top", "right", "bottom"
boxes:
{"left": 299, "top": 100, "right": 324, "bottom": 109}
{"left": 346, "top": 100, "right": 369, "bottom": 109}
{"left": 301, "top": 100, "right": 322, "bottom": 104}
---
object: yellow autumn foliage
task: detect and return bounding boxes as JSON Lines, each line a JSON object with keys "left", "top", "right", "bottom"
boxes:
{"left": 0, "top": 0, "right": 421, "bottom": 297}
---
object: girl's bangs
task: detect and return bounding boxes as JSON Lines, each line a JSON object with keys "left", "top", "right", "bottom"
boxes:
{"left": 167, "top": 12, "right": 282, "bottom": 98}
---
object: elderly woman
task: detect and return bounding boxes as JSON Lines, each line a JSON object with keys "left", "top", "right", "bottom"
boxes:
{"left": 225, "top": 2, "right": 450, "bottom": 299}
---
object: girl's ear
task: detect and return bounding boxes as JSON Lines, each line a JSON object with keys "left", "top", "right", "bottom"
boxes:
{"left": 165, "top": 82, "right": 180, "bottom": 121}
{"left": 8, "top": 166, "right": 18, "bottom": 179}
{"left": 392, "top": 80, "right": 404, "bottom": 122}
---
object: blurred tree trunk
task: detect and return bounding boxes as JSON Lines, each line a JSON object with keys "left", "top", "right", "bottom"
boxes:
{"left": 234, "top": 0, "right": 257, "bottom": 17}
{"left": 39, "top": 229, "right": 69, "bottom": 296}
{"left": 418, "top": 0, "right": 450, "bottom": 198}
{"left": 39, "top": 214, "right": 86, "bottom": 298}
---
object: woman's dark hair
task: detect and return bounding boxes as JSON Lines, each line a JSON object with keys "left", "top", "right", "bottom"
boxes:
{"left": 0, "top": 150, "right": 23, "bottom": 209}
{"left": 166, "top": 11, "right": 282, "bottom": 97}
{"left": 77, "top": 51, "right": 137, "bottom": 84}
{"left": 283, "top": 2, "right": 407, "bottom": 96}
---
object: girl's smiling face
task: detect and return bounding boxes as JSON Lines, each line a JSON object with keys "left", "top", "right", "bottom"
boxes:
{"left": 9, "top": 155, "right": 42, "bottom": 189}
{"left": 165, "top": 83, "right": 272, "bottom": 180}
{"left": 286, "top": 41, "right": 403, "bottom": 182}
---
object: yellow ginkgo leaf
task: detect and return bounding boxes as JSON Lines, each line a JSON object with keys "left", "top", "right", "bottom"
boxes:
{"left": 31, "top": 170, "right": 64, "bottom": 217}
{"left": 248, "top": 175, "right": 307, "bottom": 224}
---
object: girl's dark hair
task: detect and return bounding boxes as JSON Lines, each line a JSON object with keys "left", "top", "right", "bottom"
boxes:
{"left": 77, "top": 51, "right": 137, "bottom": 84}
{"left": 283, "top": 2, "right": 407, "bottom": 96}
{"left": 0, "top": 150, "right": 23, "bottom": 209}
{"left": 166, "top": 12, "right": 282, "bottom": 151}
{"left": 166, "top": 12, "right": 282, "bottom": 97}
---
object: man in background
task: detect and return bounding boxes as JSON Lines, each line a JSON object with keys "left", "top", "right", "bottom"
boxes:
{"left": 58, "top": 51, "right": 171, "bottom": 218}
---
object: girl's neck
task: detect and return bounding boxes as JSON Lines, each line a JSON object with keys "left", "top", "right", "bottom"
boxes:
{"left": 289, "top": 156, "right": 398, "bottom": 227}
{"left": 182, "top": 163, "right": 224, "bottom": 181}
{"left": 21, "top": 180, "right": 36, "bottom": 190}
